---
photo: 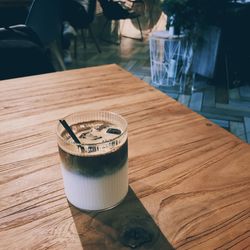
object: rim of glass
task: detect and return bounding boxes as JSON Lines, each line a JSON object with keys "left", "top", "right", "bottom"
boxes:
{"left": 56, "top": 110, "right": 128, "bottom": 147}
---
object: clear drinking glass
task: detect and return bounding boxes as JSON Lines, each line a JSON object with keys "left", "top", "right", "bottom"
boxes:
{"left": 57, "top": 111, "right": 128, "bottom": 211}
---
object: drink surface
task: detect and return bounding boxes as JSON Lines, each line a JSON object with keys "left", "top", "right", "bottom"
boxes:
{"left": 62, "top": 120, "right": 123, "bottom": 145}
{"left": 58, "top": 120, "right": 128, "bottom": 177}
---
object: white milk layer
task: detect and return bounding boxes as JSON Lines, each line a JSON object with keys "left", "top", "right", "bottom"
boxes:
{"left": 61, "top": 162, "right": 128, "bottom": 211}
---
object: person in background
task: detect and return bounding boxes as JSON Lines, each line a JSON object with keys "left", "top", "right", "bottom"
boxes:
{"left": 62, "top": 21, "right": 77, "bottom": 64}
{"left": 63, "top": 0, "right": 95, "bottom": 64}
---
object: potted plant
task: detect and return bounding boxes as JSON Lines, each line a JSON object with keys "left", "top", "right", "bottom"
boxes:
{"left": 160, "top": 0, "right": 234, "bottom": 81}
{"left": 161, "top": 0, "right": 230, "bottom": 40}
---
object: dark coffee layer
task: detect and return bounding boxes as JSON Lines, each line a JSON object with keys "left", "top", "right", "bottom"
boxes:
{"left": 59, "top": 140, "right": 128, "bottom": 177}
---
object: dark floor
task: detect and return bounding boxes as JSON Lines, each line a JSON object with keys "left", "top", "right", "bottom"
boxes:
{"left": 64, "top": 33, "right": 250, "bottom": 143}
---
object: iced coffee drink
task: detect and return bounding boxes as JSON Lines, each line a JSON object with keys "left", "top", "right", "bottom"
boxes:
{"left": 57, "top": 111, "right": 128, "bottom": 211}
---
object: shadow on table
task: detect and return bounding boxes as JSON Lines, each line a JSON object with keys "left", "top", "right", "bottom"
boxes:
{"left": 69, "top": 186, "right": 174, "bottom": 250}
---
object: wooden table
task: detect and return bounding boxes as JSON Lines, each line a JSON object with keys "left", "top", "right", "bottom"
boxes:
{"left": 0, "top": 64, "right": 249, "bottom": 249}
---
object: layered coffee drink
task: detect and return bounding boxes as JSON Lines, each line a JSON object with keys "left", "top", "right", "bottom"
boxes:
{"left": 57, "top": 111, "right": 128, "bottom": 211}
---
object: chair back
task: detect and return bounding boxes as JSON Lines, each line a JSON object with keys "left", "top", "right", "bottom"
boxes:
{"left": 87, "top": 0, "right": 97, "bottom": 24}
{"left": 65, "top": 0, "right": 97, "bottom": 29}
{"left": 25, "top": 0, "right": 62, "bottom": 46}
{"left": 97, "top": 0, "right": 108, "bottom": 11}
{"left": 98, "top": 0, "right": 115, "bottom": 18}
{"left": 98, "top": 0, "right": 131, "bottom": 20}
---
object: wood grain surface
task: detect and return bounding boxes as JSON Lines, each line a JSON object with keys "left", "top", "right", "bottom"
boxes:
{"left": 0, "top": 64, "right": 249, "bottom": 249}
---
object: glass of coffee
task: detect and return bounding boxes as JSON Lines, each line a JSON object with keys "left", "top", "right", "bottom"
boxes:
{"left": 57, "top": 111, "right": 128, "bottom": 211}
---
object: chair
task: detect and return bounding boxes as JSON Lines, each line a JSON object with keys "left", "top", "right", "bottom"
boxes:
{"left": 0, "top": 0, "right": 62, "bottom": 79}
{"left": 25, "top": 0, "right": 65, "bottom": 70}
{"left": 64, "top": 0, "right": 101, "bottom": 55}
{"left": 98, "top": 0, "right": 143, "bottom": 43}
{"left": 0, "top": 25, "right": 55, "bottom": 80}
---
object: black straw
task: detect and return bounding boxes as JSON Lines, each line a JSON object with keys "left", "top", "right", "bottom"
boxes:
{"left": 59, "top": 119, "right": 81, "bottom": 144}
